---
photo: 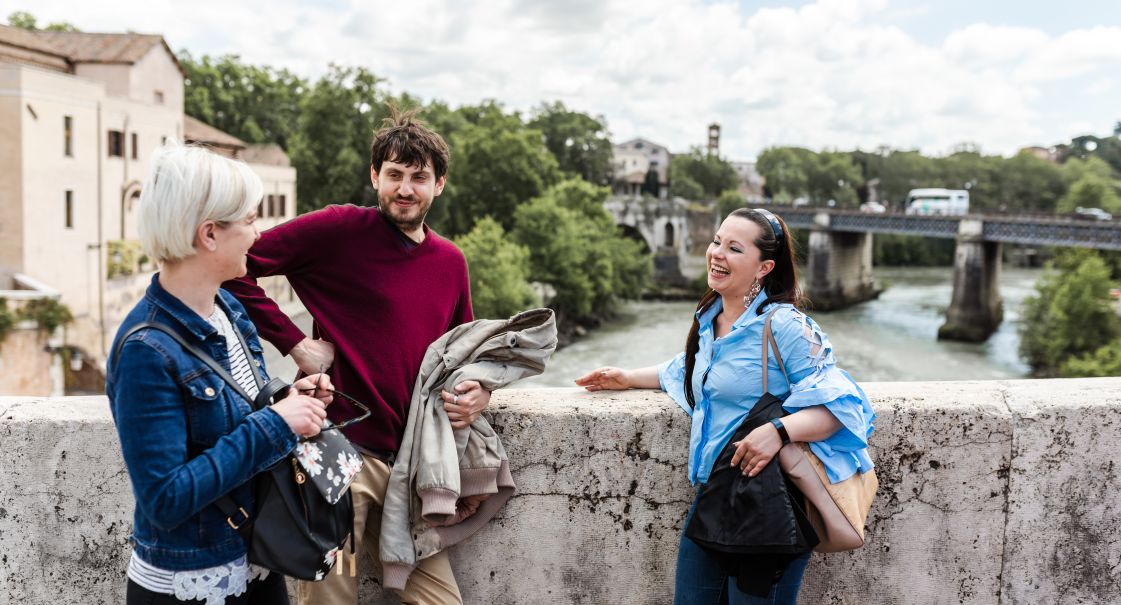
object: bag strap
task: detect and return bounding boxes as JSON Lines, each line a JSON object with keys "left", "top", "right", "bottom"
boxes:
{"left": 111, "top": 319, "right": 290, "bottom": 535}
{"left": 112, "top": 319, "right": 284, "bottom": 409}
{"left": 761, "top": 307, "right": 790, "bottom": 394}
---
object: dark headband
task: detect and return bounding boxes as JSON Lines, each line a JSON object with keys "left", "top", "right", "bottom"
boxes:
{"left": 752, "top": 208, "right": 785, "bottom": 245}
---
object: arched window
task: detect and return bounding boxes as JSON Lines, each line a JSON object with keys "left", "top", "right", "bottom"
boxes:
{"left": 664, "top": 222, "right": 675, "bottom": 248}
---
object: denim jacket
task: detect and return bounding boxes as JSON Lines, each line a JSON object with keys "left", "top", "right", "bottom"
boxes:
{"left": 106, "top": 274, "right": 297, "bottom": 570}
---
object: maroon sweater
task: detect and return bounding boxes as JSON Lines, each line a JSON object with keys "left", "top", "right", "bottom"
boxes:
{"left": 224, "top": 204, "right": 473, "bottom": 453}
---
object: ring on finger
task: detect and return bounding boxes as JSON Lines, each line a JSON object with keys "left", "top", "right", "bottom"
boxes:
{"left": 453, "top": 394, "right": 460, "bottom": 405}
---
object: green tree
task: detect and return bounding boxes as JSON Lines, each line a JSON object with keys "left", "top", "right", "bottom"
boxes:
{"left": 43, "top": 21, "right": 78, "bottom": 32}
{"left": 1019, "top": 250, "right": 1121, "bottom": 376}
{"left": 669, "top": 148, "right": 738, "bottom": 200}
{"left": 8, "top": 11, "right": 36, "bottom": 28}
{"left": 1062, "top": 339, "right": 1121, "bottom": 377}
{"left": 756, "top": 147, "right": 810, "bottom": 201}
{"left": 877, "top": 150, "right": 937, "bottom": 206}
{"left": 441, "top": 103, "right": 560, "bottom": 235}
{"left": 669, "top": 172, "right": 704, "bottom": 200}
{"left": 717, "top": 189, "right": 746, "bottom": 218}
{"left": 512, "top": 179, "right": 651, "bottom": 322}
{"left": 528, "top": 101, "right": 613, "bottom": 185}
{"left": 179, "top": 52, "right": 307, "bottom": 149}
{"left": 1057, "top": 175, "right": 1121, "bottom": 214}
{"left": 807, "top": 151, "right": 862, "bottom": 206}
{"left": 287, "top": 65, "right": 390, "bottom": 212}
{"left": 873, "top": 234, "right": 955, "bottom": 266}
{"left": 8, "top": 10, "right": 77, "bottom": 31}
{"left": 1061, "top": 156, "right": 1116, "bottom": 183}
{"left": 0, "top": 298, "right": 14, "bottom": 342}
{"left": 1057, "top": 135, "right": 1121, "bottom": 176}
{"left": 453, "top": 217, "right": 539, "bottom": 319}
{"left": 937, "top": 151, "right": 1002, "bottom": 211}
{"left": 513, "top": 196, "right": 597, "bottom": 319}
{"left": 992, "top": 152, "right": 1067, "bottom": 212}
{"left": 418, "top": 101, "right": 471, "bottom": 144}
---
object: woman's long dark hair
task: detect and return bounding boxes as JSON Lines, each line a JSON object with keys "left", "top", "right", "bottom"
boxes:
{"left": 683, "top": 208, "right": 804, "bottom": 407}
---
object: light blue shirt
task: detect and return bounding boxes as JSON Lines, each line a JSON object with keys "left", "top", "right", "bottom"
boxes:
{"left": 658, "top": 291, "right": 876, "bottom": 485}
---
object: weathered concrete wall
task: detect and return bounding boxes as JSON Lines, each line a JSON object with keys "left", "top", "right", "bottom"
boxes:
{"left": 2, "top": 380, "right": 1120, "bottom": 604}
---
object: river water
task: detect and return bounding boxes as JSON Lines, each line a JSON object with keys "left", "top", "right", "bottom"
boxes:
{"left": 516, "top": 266, "right": 1041, "bottom": 387}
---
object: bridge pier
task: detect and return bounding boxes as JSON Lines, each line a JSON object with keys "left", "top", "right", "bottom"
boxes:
{"left": 939, "top": 219, "right": 1003, "bottom": 342}
{"left": 805, "top": 212, "right": 878, "bottom": 310}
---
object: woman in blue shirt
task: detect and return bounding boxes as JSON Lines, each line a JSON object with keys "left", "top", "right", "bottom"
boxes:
{"left": 107, "top": 143, "right": 335, "bottom": 604}
{"left": 576, "top": 208, "right": 875, "bottom": 605}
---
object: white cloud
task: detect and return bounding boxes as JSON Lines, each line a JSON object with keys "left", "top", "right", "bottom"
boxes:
{"left": 10, "top": 0, "right": 1121, "bottom": 158}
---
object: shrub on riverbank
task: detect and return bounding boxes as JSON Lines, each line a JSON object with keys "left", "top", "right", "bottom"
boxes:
{"left": 1020, "top": 249, "right": 1121, "bottom": 377}
{"left": 454, "top": 217, "right": 540, "bottom": 320}
{"left": 513, "top": 179, "right": 652, "bottom": 325}
{"left": 874, "top": 234, "right": 956, "bottom": 266}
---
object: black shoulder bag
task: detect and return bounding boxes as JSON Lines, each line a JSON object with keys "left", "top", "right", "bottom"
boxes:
{"left": 113, "top": 321, "right": 367, "bottom": 581}
{"left": 683, "top": 308, "right": 818, "bottom": 596}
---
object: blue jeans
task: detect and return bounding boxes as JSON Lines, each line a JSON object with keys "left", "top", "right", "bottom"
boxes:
{"left": 674, "top": 497, "right": 811, "bottom": 605}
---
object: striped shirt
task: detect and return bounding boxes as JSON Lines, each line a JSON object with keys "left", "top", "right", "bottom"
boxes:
{"left": 126, "top": 305, "right": 265, "bottom": 601}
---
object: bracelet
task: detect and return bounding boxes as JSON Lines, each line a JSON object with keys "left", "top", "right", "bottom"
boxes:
{"left": 769, "top": 417, "right": 791, "bottom": 446}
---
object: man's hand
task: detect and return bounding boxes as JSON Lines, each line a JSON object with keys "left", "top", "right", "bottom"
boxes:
{"left": 290, "top": 337, "right": 335, "bottom": 376}
{"left": 441, "top": 380, "right": 491, "bottom": 429}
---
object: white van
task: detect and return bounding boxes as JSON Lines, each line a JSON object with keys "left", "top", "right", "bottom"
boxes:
{"left": 904, "top": 188, "right": 970, "bottom": 216}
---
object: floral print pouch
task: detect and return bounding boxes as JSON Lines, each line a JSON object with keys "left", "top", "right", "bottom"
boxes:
{"left": 293, "top": 421, "right": 364, "bottom": 505}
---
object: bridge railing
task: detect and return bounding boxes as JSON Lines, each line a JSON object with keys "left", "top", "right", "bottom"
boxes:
{"left": 768, "top": 206, "right": 1121, "bottom": 249}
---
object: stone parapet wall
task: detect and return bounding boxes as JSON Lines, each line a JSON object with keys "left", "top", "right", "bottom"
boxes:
{"left": 1, "top": 379, "right": 1119, "bottom": 604}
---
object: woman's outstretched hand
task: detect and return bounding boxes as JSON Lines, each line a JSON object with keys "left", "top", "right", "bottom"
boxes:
{"left": 575, "top": 367, "right": 633, "bottom": 391}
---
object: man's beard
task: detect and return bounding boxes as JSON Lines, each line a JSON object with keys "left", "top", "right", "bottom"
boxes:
{"left": 377, "top": 192, "right": 429, "bottom": 232}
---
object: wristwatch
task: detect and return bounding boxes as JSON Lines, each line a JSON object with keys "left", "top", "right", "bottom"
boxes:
{"left": 769, "top": 417, "right": 791, "bottom": 446}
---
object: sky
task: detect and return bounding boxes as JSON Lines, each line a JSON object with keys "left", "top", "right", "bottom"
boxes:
{"left": 9, "top": 0, "right": 1121, "bottom": 160}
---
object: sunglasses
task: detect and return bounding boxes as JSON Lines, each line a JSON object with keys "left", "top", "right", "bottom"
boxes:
{"left": 295, "top": 385, "right": 372, "bottom": 442}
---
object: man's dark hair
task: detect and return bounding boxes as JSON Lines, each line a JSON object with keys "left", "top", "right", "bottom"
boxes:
{"left": 369, "top": 107, "right": 450, "bottom": 179}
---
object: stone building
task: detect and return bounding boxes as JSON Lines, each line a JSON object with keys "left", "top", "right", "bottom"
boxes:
{"left": 611, "top": 138, "right": 671, "bottom": 199}
{"left": 730, "top": 160, "right": 766, "bottom": 203}
{"left": 0, "top": 25, "right": 296, "bottom": 393}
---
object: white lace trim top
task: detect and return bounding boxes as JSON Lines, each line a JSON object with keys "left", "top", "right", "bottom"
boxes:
{"left": 125, "top": 306, "right": 266, "bottom": 602}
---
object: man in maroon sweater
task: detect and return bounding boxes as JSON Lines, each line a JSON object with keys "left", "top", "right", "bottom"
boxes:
{"left": 225, "top": 111, "right": 483, "bottom": 605}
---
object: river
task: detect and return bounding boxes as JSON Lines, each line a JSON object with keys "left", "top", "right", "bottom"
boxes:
{"left": 263, "top": 266, "right": 1042, "bottom": 387}
{"left": 515, "top": 266, "right": 1041, "bottom": 387}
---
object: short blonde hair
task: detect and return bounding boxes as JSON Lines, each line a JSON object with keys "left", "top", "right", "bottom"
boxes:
{"left": 138, "top": 142, "right": 263, "bottom": 263}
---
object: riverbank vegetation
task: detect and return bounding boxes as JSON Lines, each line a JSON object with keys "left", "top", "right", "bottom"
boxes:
{"left": 1020, "top": 249, "right": 1121, "bottom": 377}
{"left": 754, "top": 137, "right": 1121, "bottom": 216}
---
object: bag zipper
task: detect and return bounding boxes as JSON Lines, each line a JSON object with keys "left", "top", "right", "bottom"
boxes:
{"left": 291, "top": 457, "right": 310, "bottom": 520}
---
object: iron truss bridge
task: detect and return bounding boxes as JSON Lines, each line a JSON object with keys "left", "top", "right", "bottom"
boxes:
{"left": 774, "top": 207, "right": 1121, "bottom": 251}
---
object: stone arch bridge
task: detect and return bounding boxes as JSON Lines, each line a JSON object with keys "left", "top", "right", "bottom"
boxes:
{"left": 604, "top": 195, "right": 693, "bottom": 285}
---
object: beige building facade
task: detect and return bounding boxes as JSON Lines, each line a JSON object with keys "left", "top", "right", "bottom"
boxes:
{"left": 611, "top": 138, "right": 671, "bottom": 199}
{"left": 0, "top": 25, "right": 296, "bottom": 387}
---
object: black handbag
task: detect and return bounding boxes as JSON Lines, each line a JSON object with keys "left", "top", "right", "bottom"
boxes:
{"left": 683, "top": 308, "right": 818, "bottom": 596}
{"left": 113, "top": 321, "right": 365, "bottom": 581}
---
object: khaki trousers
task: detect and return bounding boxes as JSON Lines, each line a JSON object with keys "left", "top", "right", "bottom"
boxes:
{"left": 297, "top": 454, "right": 462, "bottom": 605}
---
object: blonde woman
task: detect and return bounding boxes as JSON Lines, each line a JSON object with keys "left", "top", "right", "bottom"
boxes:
{"left": 107, "top": 143, "right": 333, "bottom": 604}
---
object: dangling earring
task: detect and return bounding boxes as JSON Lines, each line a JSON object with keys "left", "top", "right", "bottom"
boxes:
{"left": 744, "top": 280, "right": 762, "bottom": 307}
